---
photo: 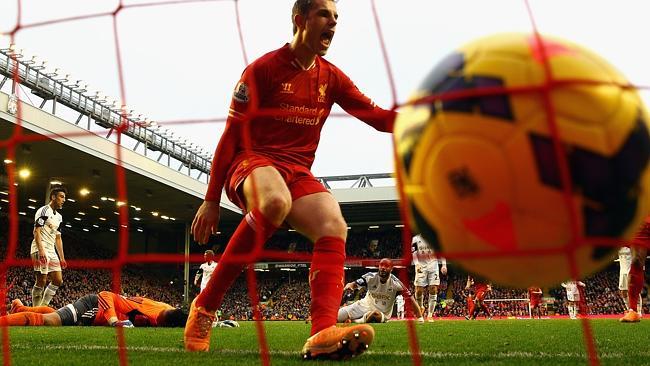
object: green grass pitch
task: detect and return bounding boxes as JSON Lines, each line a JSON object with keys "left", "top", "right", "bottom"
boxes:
{"left": 4, "top": 319, "right": 649, "bottom": 365}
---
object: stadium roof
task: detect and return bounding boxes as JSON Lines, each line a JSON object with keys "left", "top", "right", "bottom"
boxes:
{"left": 0, "top": 91, "right": 401, "bottom": 235}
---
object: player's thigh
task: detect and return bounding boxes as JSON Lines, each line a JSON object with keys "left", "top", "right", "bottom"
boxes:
{"left": 426, "top": 270, "right": 440, "bottom": 288}
{"left": 31, "top": 253, "right": 48, "bottom": 277}
{"left": 286, "top": 192, "right": 347, "bottom": 242}
{"left": 242, "top": 166, "right": 292, "bottom": 215}
{"left": 414, "top": 272, "right": 428, "bottom": 288}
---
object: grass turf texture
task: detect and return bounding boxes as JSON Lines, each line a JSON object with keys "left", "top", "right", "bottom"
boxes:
{"left": 3, "top": 319, "right": 649, "bottom": 365}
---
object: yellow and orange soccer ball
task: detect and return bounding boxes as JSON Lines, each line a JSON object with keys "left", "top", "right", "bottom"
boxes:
{"left": 394, "top": 33, "right": 650, "bottom": 288}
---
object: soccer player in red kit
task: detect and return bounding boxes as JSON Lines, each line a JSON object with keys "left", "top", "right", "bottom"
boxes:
{"left": 465, "top": 276, "right": 492, "bottom": 320}
{"left": 620, "top": 216, "right": 649, "bottom": 323}
{"left": 528, "top": 286, "right": 543, "bottom": 319}
{"left": 185, "top": 0, "right": 394, "bottom": 359}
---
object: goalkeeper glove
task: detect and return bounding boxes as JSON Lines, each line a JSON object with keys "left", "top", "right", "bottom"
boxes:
{"left": 113, "top": 320, "right": 134, "bottom": 328}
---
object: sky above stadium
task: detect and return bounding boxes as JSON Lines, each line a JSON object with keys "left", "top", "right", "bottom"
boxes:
{"left": 1, "top": 0, "right": 648, "bottom": 177}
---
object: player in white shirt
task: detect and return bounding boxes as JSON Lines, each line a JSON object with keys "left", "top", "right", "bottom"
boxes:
{"left": 395, "top": 294, "right": 405, "bottom": 320}
{"left": 338, "top": 258, "right": 422, "bottom": 323}
{"left": 412, "top": 234, "right": 447, "bottom": 321}
{"left": 194, "top": 250, "right": 218, "bottom": 293}
{"left": 561, "top": 280, "right": 585, "bottom": 319}
{"left": 30, "top": 186, "right": 67, "bottom": 306}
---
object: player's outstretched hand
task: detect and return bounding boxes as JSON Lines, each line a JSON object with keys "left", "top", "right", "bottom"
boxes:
{"left": 191, "top": 201, "right": 221, "bottom": 244}
{"left": 60, "top": 259, "right": 68, "bottom": 270}
{"left": 113, "top": 320, "right": 134, "bottom": 328}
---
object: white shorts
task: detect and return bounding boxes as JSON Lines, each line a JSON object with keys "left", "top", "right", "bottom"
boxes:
{"left": 31, "top": 252, "right": 62, "bottom": 274}
{"left": 414, "top": 267, "right": 440, "bottom": 287}
{"left": 337, "top": 301, "right": 388, "bottom": 323}
{"left": 566, "top": 292, "right": 580, "bottom": 302}
{"left": 619, "top": 273, "right": 629, "bottom": 291}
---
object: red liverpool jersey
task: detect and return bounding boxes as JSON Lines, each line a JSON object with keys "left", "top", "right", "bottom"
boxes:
{"left": 206, "top": 44, "right": 395, "bottom": 200}
{"left": 528, "top": 287, "right": 542, "bottom": 305}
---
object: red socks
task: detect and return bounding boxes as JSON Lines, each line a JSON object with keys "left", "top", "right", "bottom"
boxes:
{"left": 628, "top": 262, "right": 645, "bottom": 311}
{"left": 196, "top": 209, "right": 277, "bottom": 311}
{"left": 0, "top": 312, "right": 44, "bottom": 326}
{"left": 309, "top": 236, "right": 345, "bottom": 335}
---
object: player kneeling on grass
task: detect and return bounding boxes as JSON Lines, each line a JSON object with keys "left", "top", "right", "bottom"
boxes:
{"left": 338, "top": 258, "right": 423, "bottom": 324}
{"left": 1, "top": 291, "right": 187, "bottom": 328}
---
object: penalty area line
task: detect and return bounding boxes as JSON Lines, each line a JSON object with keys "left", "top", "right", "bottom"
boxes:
{"left": 7, "top": 344, "right": 647, "bottom": 359}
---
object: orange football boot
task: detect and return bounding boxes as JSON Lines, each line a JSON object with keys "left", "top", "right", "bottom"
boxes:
{"left": 301, "top": 324, "right": 374, "bottom": 360}
{"left": 619, "top": 310, "right": 641, "bottom": 323}
{"left": 183, "top": 298, "right": 216, "bottom": 351}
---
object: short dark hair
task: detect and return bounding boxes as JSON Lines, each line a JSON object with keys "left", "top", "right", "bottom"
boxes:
{"left": 291, "top": 0, "right": 336, "bottom": 34}
{"left": 49, "top": 186, "right": 67, "bottom": 200}
{"left": 292, "top": 0, "right": 313, "bottom": 34}
{"left": 205, "top": 250, "right": 214, "bottom": 256}
{"left": 159, "top": 308, "right": 189, "bottom": 327}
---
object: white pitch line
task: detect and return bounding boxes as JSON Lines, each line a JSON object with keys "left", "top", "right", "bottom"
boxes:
{"left": 7, "top": 344, "right": 647, "bottom": 359}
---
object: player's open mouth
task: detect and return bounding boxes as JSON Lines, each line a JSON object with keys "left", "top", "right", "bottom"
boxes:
{"left": 320, "top": 30, "right": 334, "bottom": 47}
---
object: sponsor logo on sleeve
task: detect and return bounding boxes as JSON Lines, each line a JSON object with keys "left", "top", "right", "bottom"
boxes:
{"left": 233, "top": 82, "right": 249, "bottom": 103}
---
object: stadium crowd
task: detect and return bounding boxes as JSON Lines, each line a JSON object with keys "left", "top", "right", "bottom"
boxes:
{"left": 1, "top": 215, "right": 648, "bottom": 320}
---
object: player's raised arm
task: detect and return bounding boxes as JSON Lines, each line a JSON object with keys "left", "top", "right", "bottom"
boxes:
{"left": 334, "top": 70, "right": 396, "bottom": 133}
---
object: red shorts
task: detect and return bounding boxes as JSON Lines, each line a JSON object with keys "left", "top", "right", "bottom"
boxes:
{"left": 226, "top": 153, "right": 329, "bottom": 210}
{"left": 475, "top": 290, "right": 487, "bottom": 302}
{"left": 530, "top": 300, "right": 541, "bottom": 308}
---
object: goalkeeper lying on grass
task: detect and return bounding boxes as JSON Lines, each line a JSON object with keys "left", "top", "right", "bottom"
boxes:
{"left": 1, "top": 291, "right": 187, "bottom": 328}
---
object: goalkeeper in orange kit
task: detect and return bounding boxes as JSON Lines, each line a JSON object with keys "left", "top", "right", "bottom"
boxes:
{"left": 1, "top": 291, "right": 187, "bottom": 327}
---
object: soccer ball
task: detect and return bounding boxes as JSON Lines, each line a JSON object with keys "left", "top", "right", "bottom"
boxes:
{"left": 394, "top": 33, "right": 650, "bottom": 288}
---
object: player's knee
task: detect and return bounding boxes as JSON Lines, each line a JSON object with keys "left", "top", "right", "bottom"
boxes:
{"left": 51, "top": 278, "right": 63, "bottom": 286}
{"left": 258, "top": 194, "right": 291, "bottom": 223}
{"left": 321, "top": 216, "right": 347, "bottom": 239}
{"left": 35, "top": 277, "right": 47, "bottom": 287}
{"left": 337, "top": 308, "right": 350, "bottom": 323}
